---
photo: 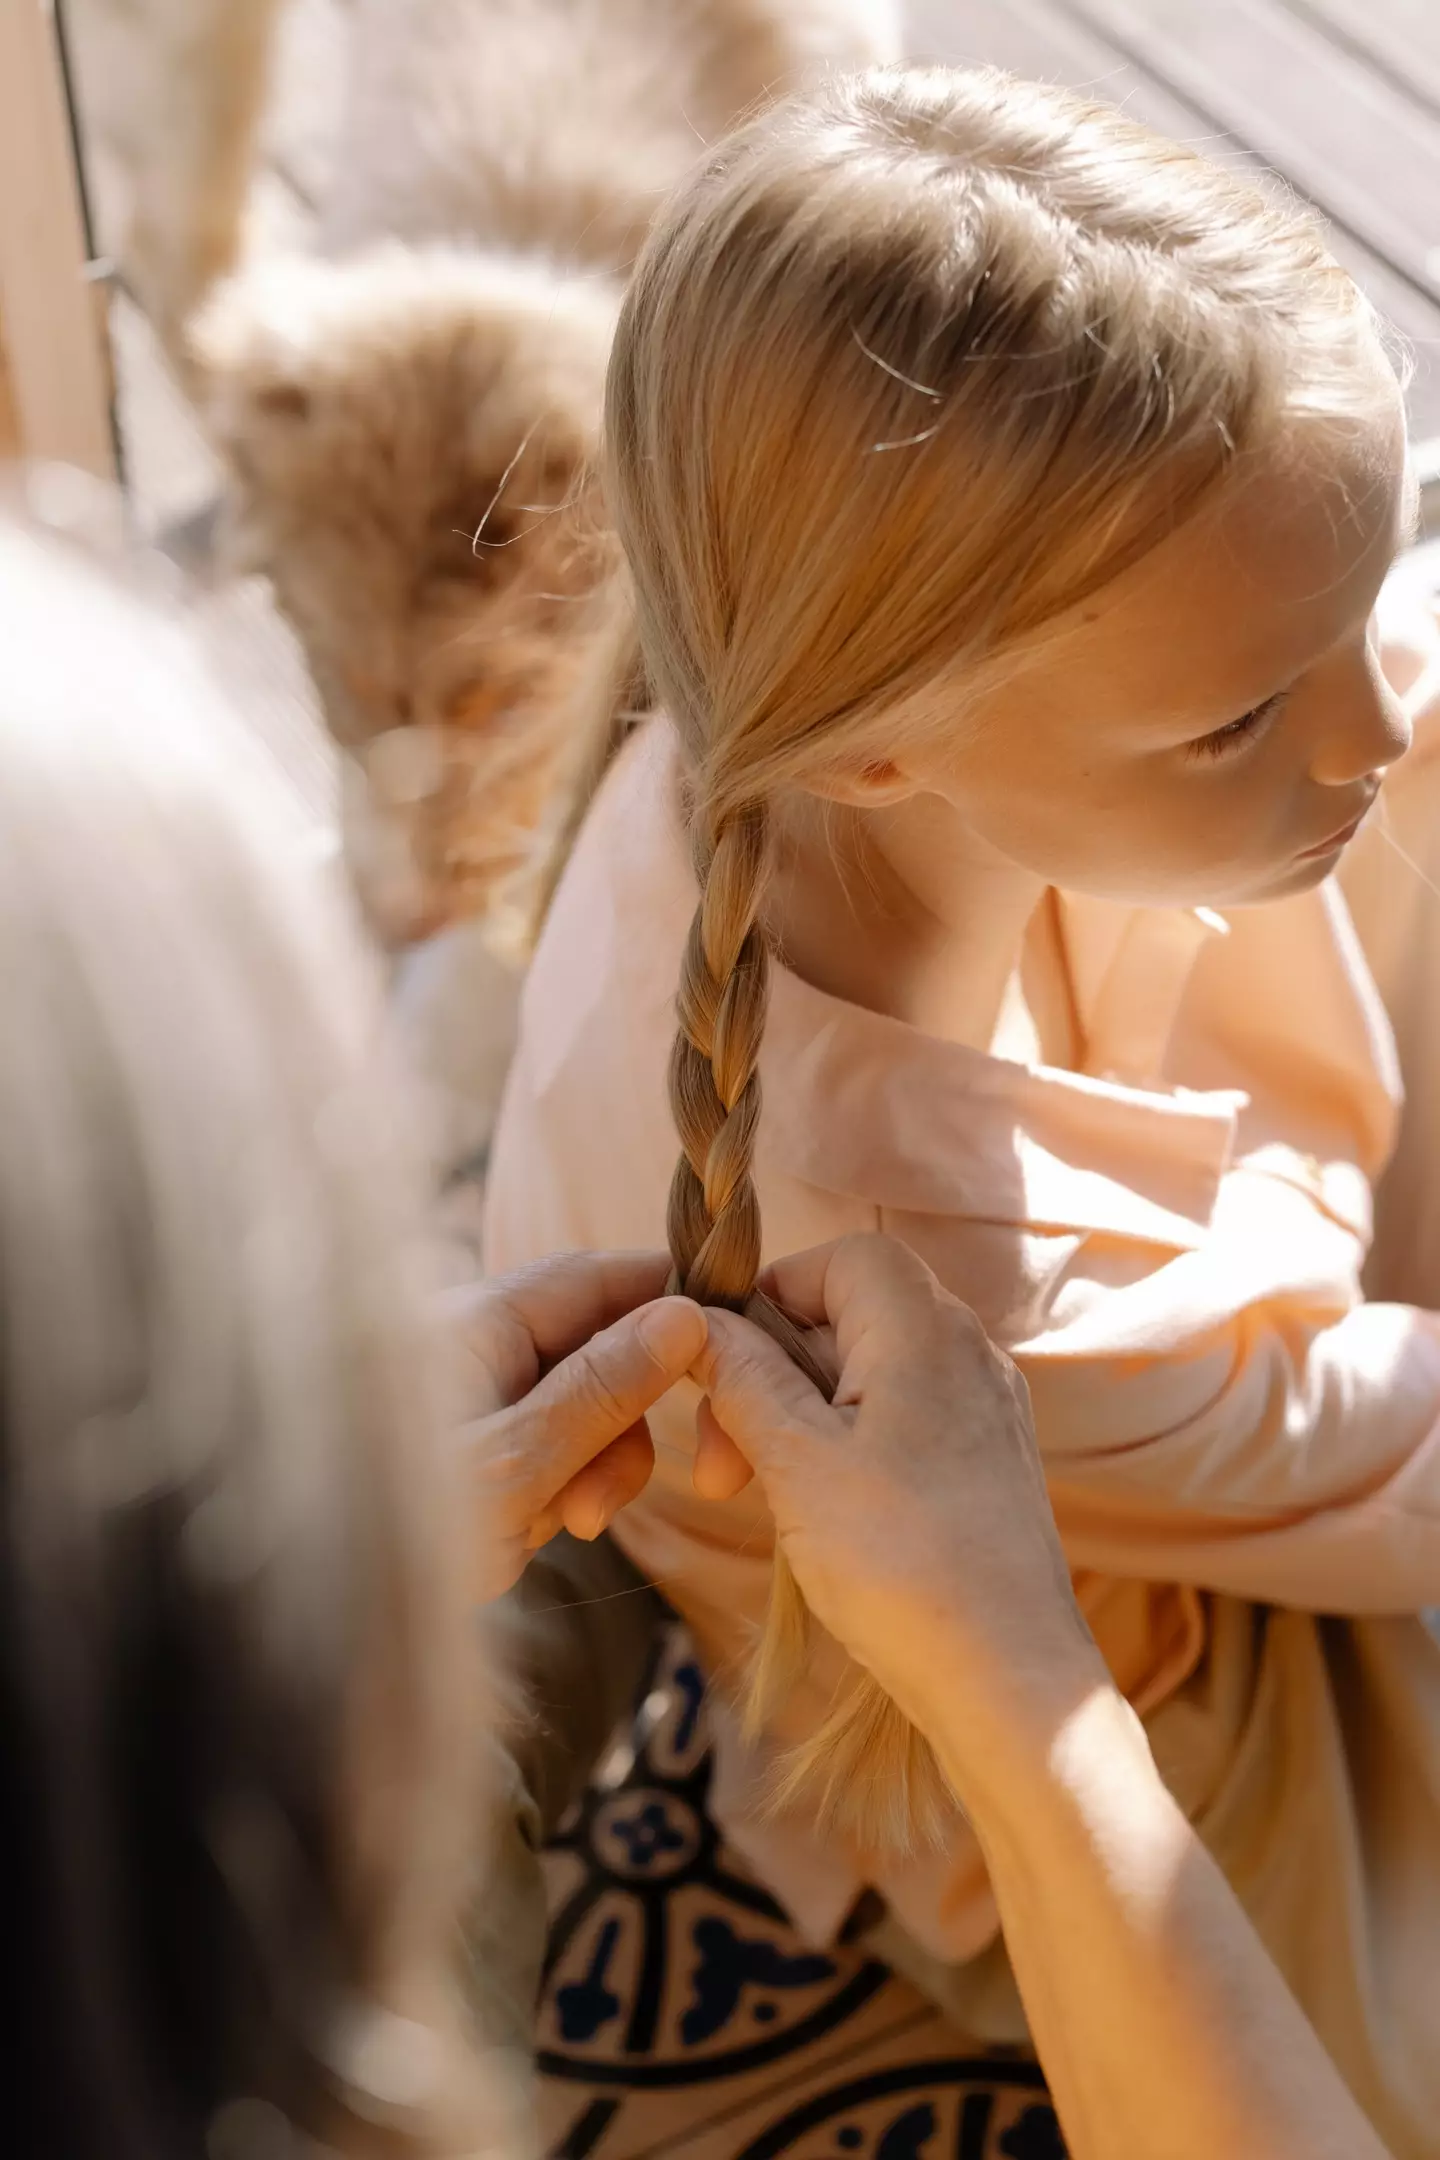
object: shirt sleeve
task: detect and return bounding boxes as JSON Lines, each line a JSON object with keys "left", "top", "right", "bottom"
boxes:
{"left": 1020, "top": 1164, "right": 1440, "bottom": 1613}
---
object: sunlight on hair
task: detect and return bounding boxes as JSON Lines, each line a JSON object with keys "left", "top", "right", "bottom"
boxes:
{"left": 600, "top": 60, "right": 1398, "bottom": 1849}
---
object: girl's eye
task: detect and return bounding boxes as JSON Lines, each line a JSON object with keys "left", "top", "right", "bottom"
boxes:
{"left": 1187, "top": 691, "right": 1288, "bottom": 763}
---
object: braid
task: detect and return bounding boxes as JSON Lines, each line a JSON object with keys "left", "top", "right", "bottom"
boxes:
{"left": 669, "top": 795, "right": 956, "bottom": 1851}
{"left": 668, "top": 804, "right": 769, "bottom": 1308}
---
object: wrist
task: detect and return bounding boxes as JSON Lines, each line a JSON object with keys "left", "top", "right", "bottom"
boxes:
{"left": 947, "top": 1673, "right": 1173, "bottom": 1879}
{"left": 899, "top": 1605, "right": 1136, "bottom": 1822}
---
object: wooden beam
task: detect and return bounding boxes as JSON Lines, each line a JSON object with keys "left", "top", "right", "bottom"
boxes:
{"left": 0, "top": 0, "right": 114, "bottom": 478}
{"left": 1068, "top": 0, "right": 1440, "bottom": 306}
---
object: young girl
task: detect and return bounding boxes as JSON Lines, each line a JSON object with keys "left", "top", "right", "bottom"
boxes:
{"left": 484, "top": 65, "right": 1440, "bottom": 2153}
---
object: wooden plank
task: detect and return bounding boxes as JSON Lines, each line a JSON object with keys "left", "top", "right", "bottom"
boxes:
{"left": 1066, "top": 0, "right": 1440, "bottom": 303}
{"left": 910, "top": 0, "right": 1256, "bottom": 169}
{"left": 1281, "top": 0, "right": 1440, "bottom": 121}
{"left": 908, "top": 0, "right": 1440, "bottom": 437}
{"left": 0, "top": 0, "right": 114, "bottom": 476}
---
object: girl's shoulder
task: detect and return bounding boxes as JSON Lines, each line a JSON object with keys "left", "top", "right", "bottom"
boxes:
{"left": 530, "top": 717, "right": 693, "bottom": 1024}
{"left": 494, "top": 723, "right": 689, "bottom": 1185}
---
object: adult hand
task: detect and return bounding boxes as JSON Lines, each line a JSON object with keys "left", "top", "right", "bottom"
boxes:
{"left": 456, "top": 1252, "right": 706, "bottom": 1596}
{"left": 693, "top": 1239, "right": 1401, "bottom": 2160}
{"left": 690, "top": 1233, "right": 1105, "bottom": 1754}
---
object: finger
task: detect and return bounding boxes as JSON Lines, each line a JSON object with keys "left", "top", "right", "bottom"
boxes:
{"left": 556, "top": 1423, "right": 656, "bottom": 1541}
{"left": 688, "top": 1307, "right": 833, "bottom": 1470}
{"left": 764, "top": 1234, "right": 956, "bottom": 1375}
{"left": 693, "top": 1395, "right": 756, "bottom": 1500}
{"left": 505, "top": 1251, "right": 676, "bottom": 1363}
{"left": 523, "top": 1501, "right": 562, "bottom": 1553}
{"left": 758, "top": 1234, "right": 937, "bottom": 1325}
{"left": 483, "top": 1295, "right": 706, "bottom": 1518}
{"left": 455, "top": 1251, "right": 675, "bottom": 1399}
{"left": 754, "top": 1241, "right": 847, "bottom": 1327}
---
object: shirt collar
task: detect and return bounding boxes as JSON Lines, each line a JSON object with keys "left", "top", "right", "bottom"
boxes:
{"left": 760, "top": 961, "right": 1243, "bottom": 1249}
{"left": 633, "top": 723, "right": 1245, "bottom": 1248}
{"left": 1058, "top": 891, "right": 1231, "bottom": 1089}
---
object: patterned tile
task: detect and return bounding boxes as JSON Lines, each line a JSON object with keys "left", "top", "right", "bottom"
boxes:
{"left": 653, "top": 2043, "right": 1064, "bottom": 2160}
{"left": 536, "top": 1629, "right": 1063, "bottom": 2160}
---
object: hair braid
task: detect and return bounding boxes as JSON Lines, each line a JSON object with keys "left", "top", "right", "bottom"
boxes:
{"left": 612, "top": 59, "right": 1387, "bottom": 1849}
{"left": 668, "top": 803, "right": 769, "bottom": 1308}
{"left": 667, "top": 796, "right": 956, "bottom": 1850}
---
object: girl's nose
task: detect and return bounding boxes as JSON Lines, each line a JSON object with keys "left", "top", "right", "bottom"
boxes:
{"left": 1308, "top": 645, "right": 1413, "bottom": 789}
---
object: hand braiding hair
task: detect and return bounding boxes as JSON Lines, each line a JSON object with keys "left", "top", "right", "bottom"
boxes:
{"left": 668, "top": 796, "right": 955, "bottom": 1849}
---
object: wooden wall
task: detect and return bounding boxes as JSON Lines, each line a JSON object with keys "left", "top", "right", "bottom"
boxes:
{"left": 0, "top": 0, "right": 114, "bottom": 478}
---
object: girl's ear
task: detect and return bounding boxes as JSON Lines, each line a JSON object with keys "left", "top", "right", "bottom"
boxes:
{"left": 806, "top": 757, "right": 919, "bottom": 808}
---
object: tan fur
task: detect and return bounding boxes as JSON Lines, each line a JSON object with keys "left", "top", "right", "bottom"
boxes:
{"left": 195, "top": 246, "right": 625, "bottom": 939}
{"left": 189, "top": 0, "right": 900, "bottom": 940}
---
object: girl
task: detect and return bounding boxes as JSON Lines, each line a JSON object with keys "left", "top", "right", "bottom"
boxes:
{"left": 484, "top": 65, "right": 1440, "bottom": 2155}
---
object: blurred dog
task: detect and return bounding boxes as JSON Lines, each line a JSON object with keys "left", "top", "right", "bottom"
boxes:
{"left": 196, "top": 245, "right": 624, "bottom": 943}
{"left": 189, "top": 0, "right": 901, "bottom": 943}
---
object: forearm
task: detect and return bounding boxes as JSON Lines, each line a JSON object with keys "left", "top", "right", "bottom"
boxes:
{"left": 918, "top": 1663, "right": 1391, "bottom": 2160}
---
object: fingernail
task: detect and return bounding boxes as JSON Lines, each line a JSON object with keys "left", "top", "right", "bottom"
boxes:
{"left": 572, "top": 1490, "right": 612, "bottom": 1541}
{"left": 636, "top": 1298, "right": 707, "bottom": 1366}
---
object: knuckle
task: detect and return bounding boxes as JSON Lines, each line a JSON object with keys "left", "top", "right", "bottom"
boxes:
{"left": 455, "top": 1295, "right": 533, "bottom": 1407}
{"left": 453, "top": 1286, "right": 505, "bottom": 1366}
{"left": 827, "top": 1230, "right": 882, "bottom": 1289}
{"left": 471, "top": 1411, "right": 534, "bottom": 1492}
{"left": 834, "top": 1229, "right": 906, "bottom": 1286}
{"left": 567, "top": 1341, "right": 635, "bottom": 1431}
{"left": 912, "top": 1298, "right": 1004, "bottom": 1392}
{"left": 934, "top": 1288, "right": 989, "bottom": 1345}
{"left": 837, "top": 1232, "right": 947, "bottom": 1324}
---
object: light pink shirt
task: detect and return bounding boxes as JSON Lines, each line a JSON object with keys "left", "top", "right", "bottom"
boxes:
{"left": 485, "top": 675, "right": 1440, "bottom": 1967}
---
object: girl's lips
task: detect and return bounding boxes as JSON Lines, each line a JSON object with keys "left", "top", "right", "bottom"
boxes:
{"left": 1296, "top": 804, "right": 1372, "bottom": 859}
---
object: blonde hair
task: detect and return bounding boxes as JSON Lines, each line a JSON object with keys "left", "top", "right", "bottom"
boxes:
{"left": 0, "top": 496, "right": 516, "bottom": 2152}
{"left": 603, "top": 65, "right": 1394, "bottom": 1846}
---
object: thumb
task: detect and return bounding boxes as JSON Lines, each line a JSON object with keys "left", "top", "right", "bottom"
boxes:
{"left": 493, "top": 1296, "right": 708, "bottom": 1516}
{"left": 691, "top": 1307, "right": 833, "bottom": 1481}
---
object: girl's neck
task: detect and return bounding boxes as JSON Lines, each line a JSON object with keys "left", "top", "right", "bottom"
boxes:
{"left": 769, "top": 790, "right": 1053, "bottom": 1056}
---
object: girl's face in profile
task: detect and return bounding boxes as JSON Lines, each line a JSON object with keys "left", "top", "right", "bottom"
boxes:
{"left": 911, "top": 379, "right": 1416, "bottom": 909}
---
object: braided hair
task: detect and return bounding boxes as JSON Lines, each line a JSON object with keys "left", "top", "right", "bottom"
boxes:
{"left": 603, "top": 61, "right": 1393, "bottom": 1846}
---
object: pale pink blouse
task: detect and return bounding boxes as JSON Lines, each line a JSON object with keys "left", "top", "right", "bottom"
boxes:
{"left": 485, "top": 619, "right": 1440, "bottom": 2148}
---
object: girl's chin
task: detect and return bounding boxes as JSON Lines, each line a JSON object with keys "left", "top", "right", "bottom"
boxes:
{"left": 1045, "top": 839, "right": 1347, "bottom": 911}
{"left": 1223, "top": 850, "right": 1345, "bottom": 906}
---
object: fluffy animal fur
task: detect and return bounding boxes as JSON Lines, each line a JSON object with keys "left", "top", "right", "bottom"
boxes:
{"left": 197, "top": 245, "right": 625, "bottom": 940}
{"left": 190, "top": 0, "right": 900, "bottom": 941}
